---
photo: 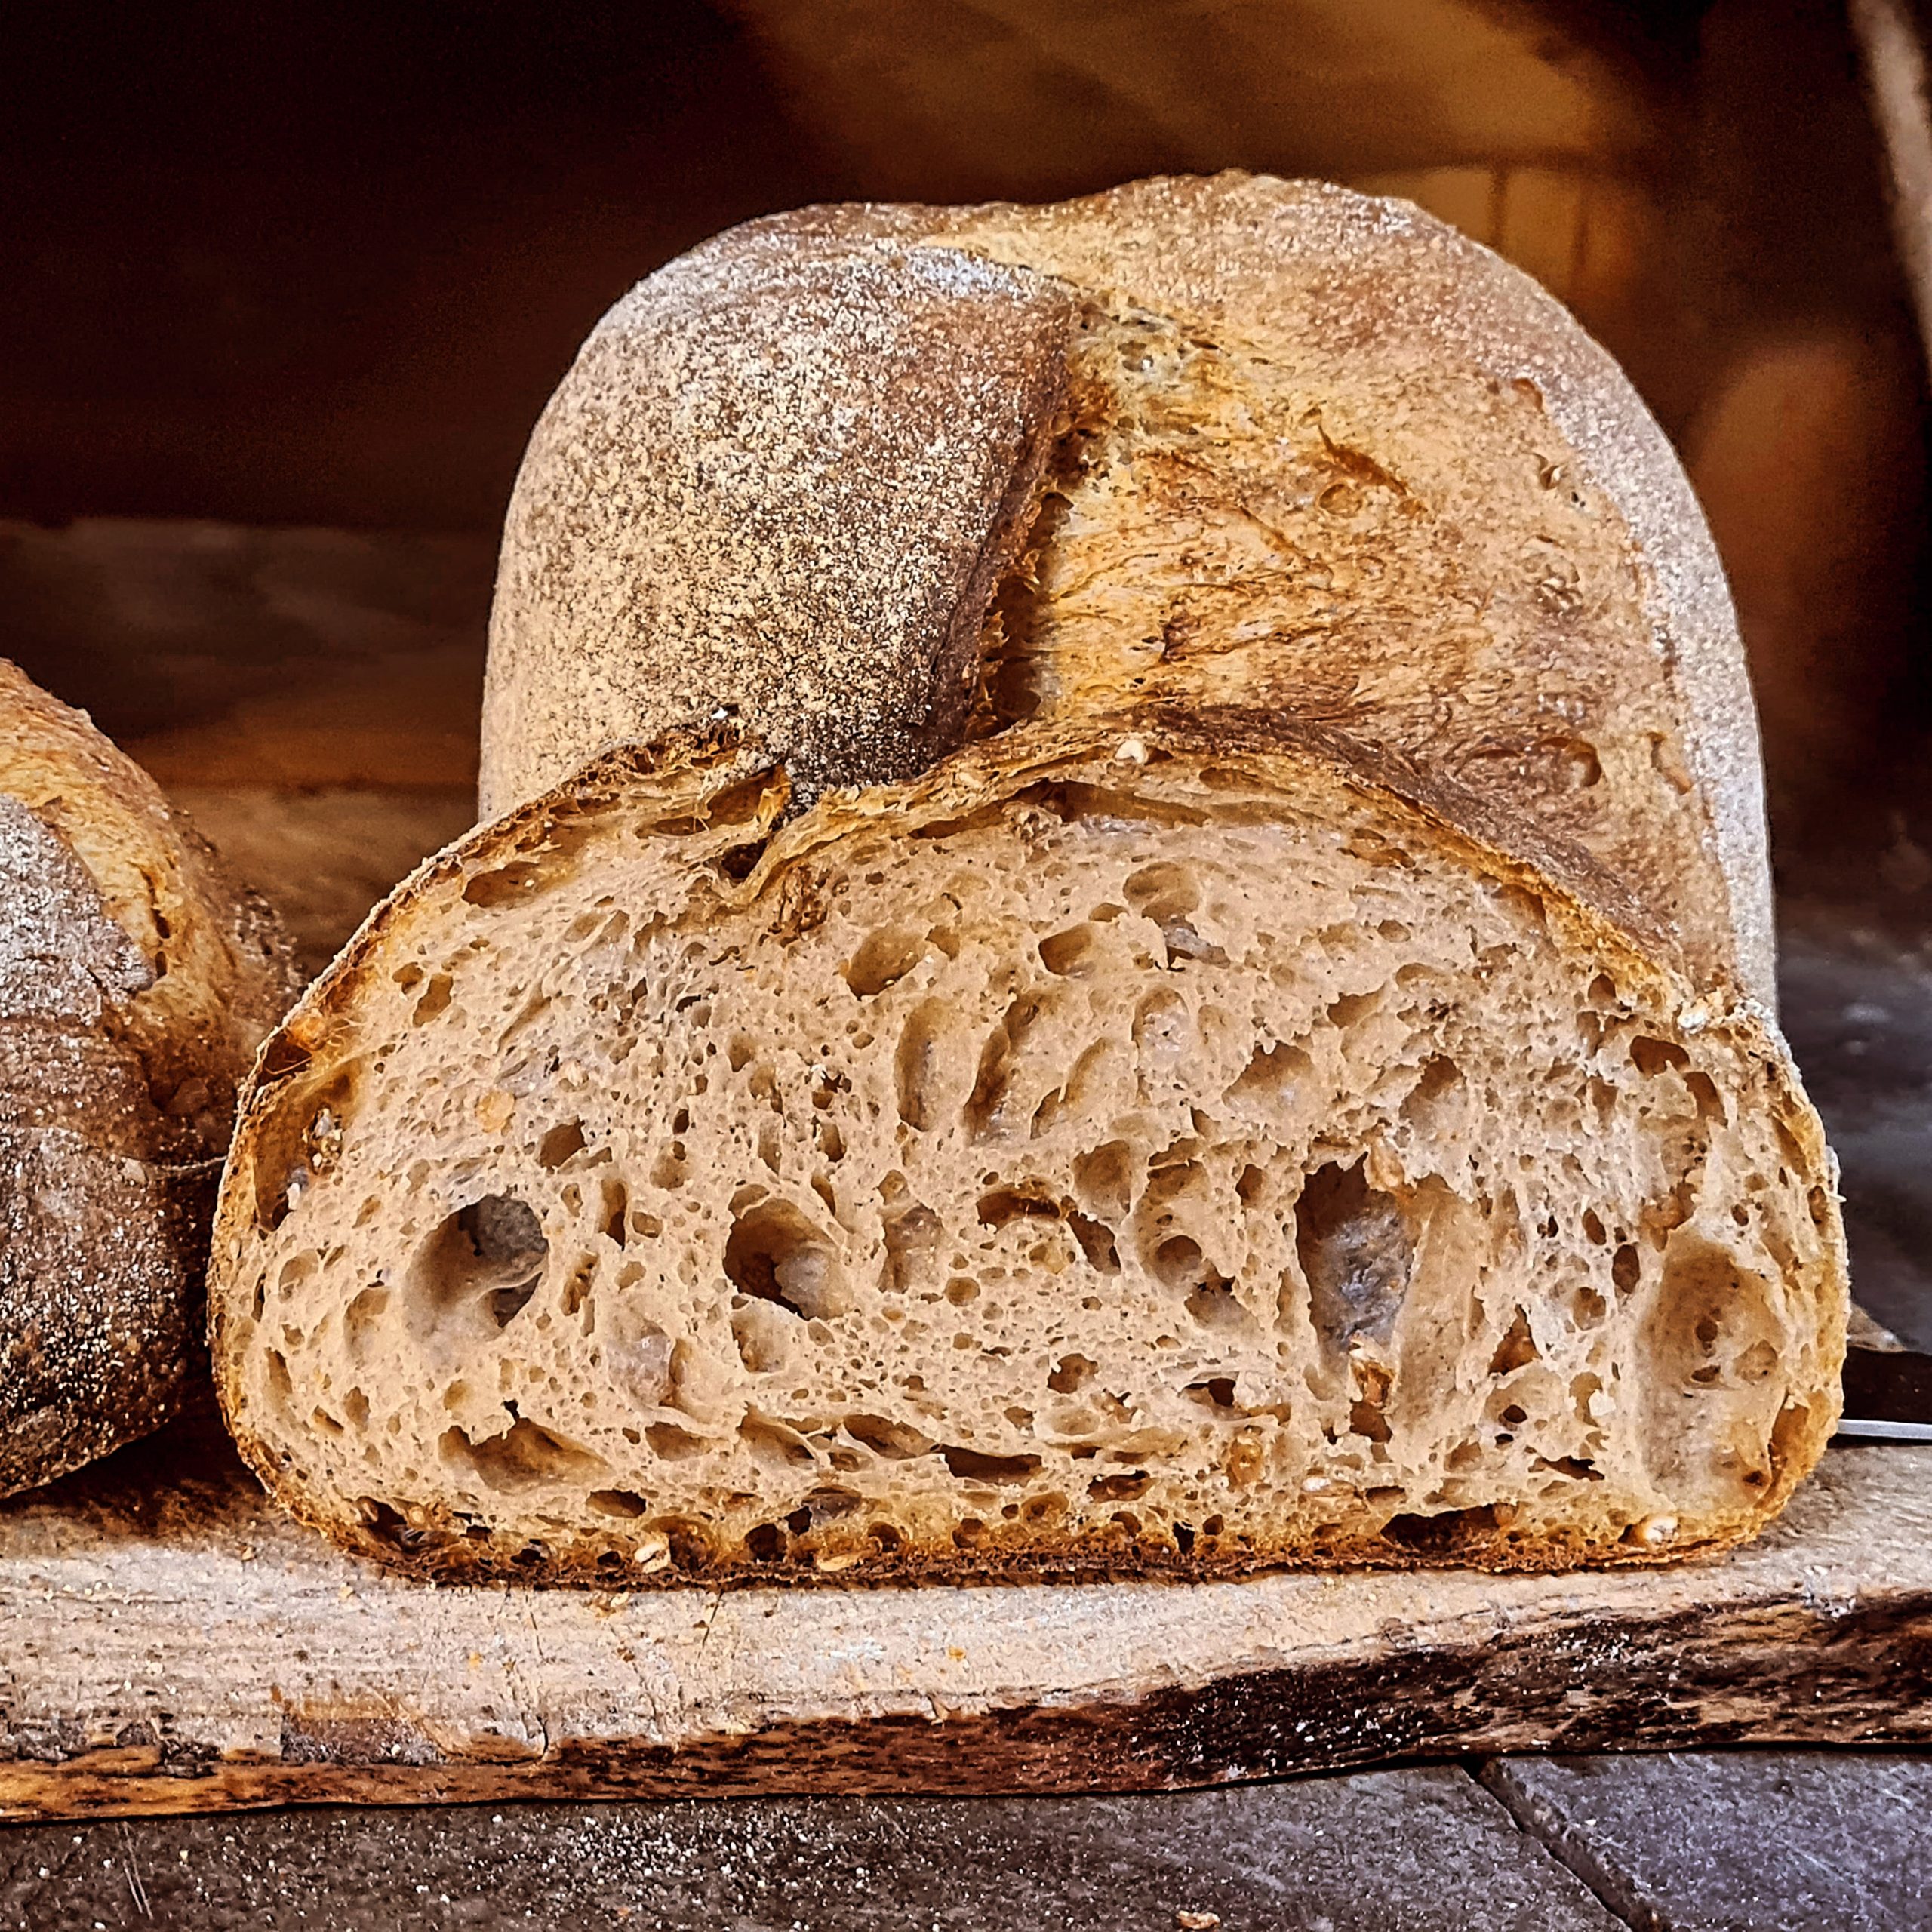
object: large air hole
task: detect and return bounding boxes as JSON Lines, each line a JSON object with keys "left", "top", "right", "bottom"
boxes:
{"left": 605, "top": 1312, "right": 675, "bottom": 1406}
{"left": 842, "top": 1414, "right": 935, "bottom": 1460}
{"left": 739, "top": 1417, "right": 817, "bottom": 1469}
{"left": 1065, "top": 1208, "right": 1121, "bottom": 1272}
{"left": 408, "top": 1194, "right": 549, "bottom": 1338}
{"left": 977, "top": 1189, "right": 1058, "bottom": 1230}
{"left": 1133, "top": 988, "right": 1198, "bottom": 1075}
{"left": 731, "top": 1298, "right": 798, "bottom": 1374}
{"left": 438, "top": 1418, "right": 607, "bottom": 1494}
{"left": 1072, "top": 1141, "right": 1134, "bottom": 1221}
{"left": 1048, "top": 1353, "right": 1095, "bottom": 1394}
{"left": 343, "top": 1286, "right": 389, "bottom": 1361}
{"left": 1630, "top": 1035, "right": 1691, "bottom": 1076}
{"left": 1227, "top": 1040, "right": 1312, "bottom": 1113}
{"left": 965, "top": 995, "right": 1048, "bottom": 1140}
{"left": 895, "top": 1000, "right": 958, "bottom": 1130}
{"left": 1185, "top": 1280, "right": 1251, "bottom": 1332}
{"left": 601, "top": 1179, "right": 630, "bottom": 1247}
{"left": 1381, "top": 1506, "right": 1500, "bottom": 1554}
{"left": 881, "top": 1202, "right": 943, "bottom": 1294}
{"left": 1038, "top": 925, "right": 1099, "bottom": 977}
{"left": 413, "top": 974, "right": 454, "bottom": 1023}
{"left": 1295, "top": 1160, "right": 1414, "bottom": 1354}
{"left": 1124, "top": 860, "right": 1221, "bottom": 961}
{"left": 723, "top": 1201, "right": 849, "bottom": 1319}
{"left": 940, "top": 1444, "right": 1041, "bottom": 1485}
{"left": 1401, "top": 1056, "right": 1463, "bottom": 1128}
{"left": 1643, "top": 1235, "right": 1782, "bottom": 1394}
{"left": 538, "top": 1121, "right": 587, "bottom": 1169}
{"left": 844, "top": 927, "right": 926, "bottom": 998}
{"left": 1152, "top": 1235, "right": 1208, "bottom": 1292}
{"left": 586, "top": 1489, "right": 649, "bottom": 1519}
{"left": 1488, "top": 1309, "right": 1539, "bottom": 1376}
{"left": 1326, "top": 987, "right": 1383, "bottom": 1029}
{"left": 462, "top": 862, "right": 540, "bottom": 906}
{"left": 1123, "top": 860, "right": 1199, "bottom": 927}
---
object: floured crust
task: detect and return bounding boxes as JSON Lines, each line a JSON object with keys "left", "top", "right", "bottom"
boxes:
{"left": 211, "top": 718, "right": 1843, "bottom": 1587}
{"left": 481, "top": 223, "right": 1074, "bottom": 815}
{"left": 0, "top": 659, "right": 298, "bottom": 1495}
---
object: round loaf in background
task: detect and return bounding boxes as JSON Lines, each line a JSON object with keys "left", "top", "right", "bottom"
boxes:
{"left": 483, "top": 172, "right": 1774, "bottom": 1007}
{"left": 0, "top": 658, "right": 298, "bottom": 1496}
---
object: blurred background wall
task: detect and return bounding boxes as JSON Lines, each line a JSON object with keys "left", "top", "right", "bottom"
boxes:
{"left": 0, "top": 0, "right": 1926, "bottom": 865}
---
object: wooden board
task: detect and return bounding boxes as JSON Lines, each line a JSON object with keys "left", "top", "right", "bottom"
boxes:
{"left": 1, "top": 1418, "right": 1927, "bottom": 1823}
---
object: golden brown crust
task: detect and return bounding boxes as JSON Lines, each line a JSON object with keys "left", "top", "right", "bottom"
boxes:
{"left": 0, "top": 659, "right": 298, "bottom": 1496}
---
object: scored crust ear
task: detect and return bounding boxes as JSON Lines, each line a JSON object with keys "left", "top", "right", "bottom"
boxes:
{"left": 481, "top": 214, "right": 1075, "bottom": 818}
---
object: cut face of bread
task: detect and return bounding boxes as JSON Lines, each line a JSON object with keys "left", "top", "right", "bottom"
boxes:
{"left": 212, "top": 715, "right": 1843, "bottom": 1584}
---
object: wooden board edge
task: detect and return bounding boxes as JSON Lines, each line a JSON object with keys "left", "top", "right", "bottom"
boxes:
{"left": 5, "top": 1585, "right": 1928, "bottom": 1822}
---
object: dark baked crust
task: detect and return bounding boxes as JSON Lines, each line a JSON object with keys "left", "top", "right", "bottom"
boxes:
{"left": 0, "top": 661, "right": 297, "bottom": 1497}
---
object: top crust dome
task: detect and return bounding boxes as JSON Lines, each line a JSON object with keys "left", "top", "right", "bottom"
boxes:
{"left": 484, "top": 172, "right": 1773, "bottom": 1006}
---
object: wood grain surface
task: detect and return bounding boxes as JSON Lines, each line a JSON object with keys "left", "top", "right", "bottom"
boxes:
{"left": 1, "top": 1416, "right": 1926, "bottom": 1823}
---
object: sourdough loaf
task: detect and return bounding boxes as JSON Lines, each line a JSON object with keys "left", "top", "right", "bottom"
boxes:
{"left": 1, "top": 660, "right": 297, "bottom": 1494}
{"left": 211, "top": 175, "right": 1847, "bottom": 1584}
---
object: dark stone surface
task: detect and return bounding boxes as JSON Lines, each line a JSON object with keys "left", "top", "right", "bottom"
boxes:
{"left": 1779, "top": 915, "right": 1932, "bottom": 1350}
{"left": 0, "top": 1769, "right": 1620, "bottom": 1932}
{"left": 1486, "top": 1752, "right": 1932, "bottom": 1931}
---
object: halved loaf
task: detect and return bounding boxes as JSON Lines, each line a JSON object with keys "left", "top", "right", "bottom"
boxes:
{"left": 211, "top": 714, "right": 1842, "bottom": 1583}
{"left": 1, "top": 658, "right": 297, "bottom": 1495}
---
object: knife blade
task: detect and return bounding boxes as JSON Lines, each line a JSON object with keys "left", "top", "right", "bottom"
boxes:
{"left": 1837, "top": 1345, "right": 1932, "bottom": 1442}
